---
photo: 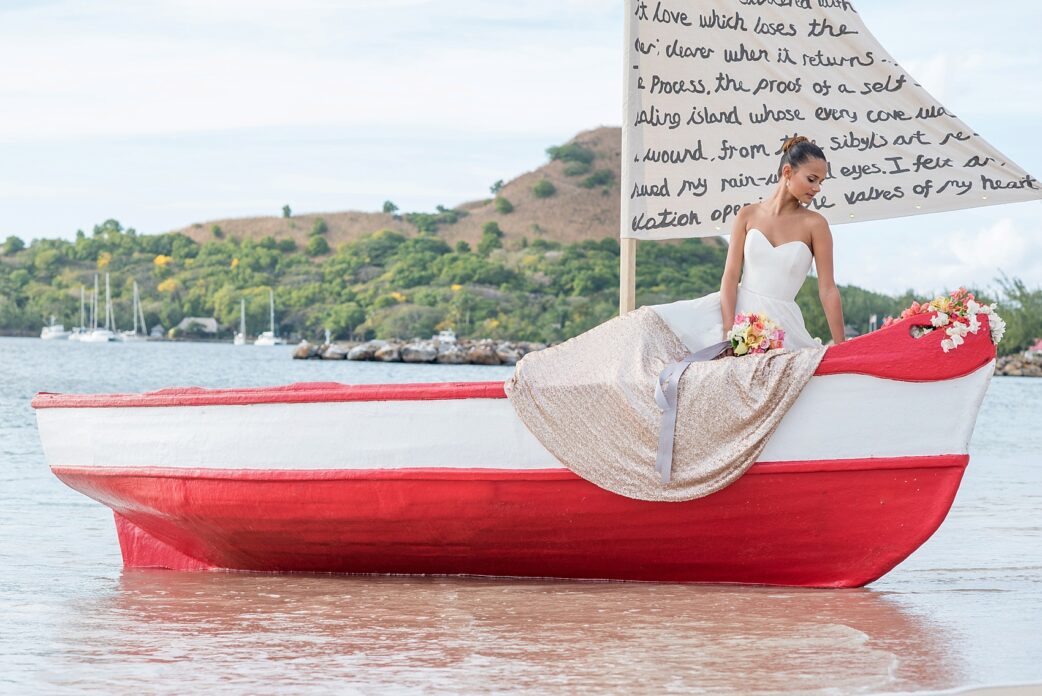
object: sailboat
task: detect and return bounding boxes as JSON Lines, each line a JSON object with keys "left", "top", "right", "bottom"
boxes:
{"left": 68, "top": 287, "right": 88, "bottom": 341}
{"left": 118, "top": 281, "right": 148, "bottom": 342}
{"left": 31, "top": 2, "right": 1041, "bottom": 586}
{"left": 81, "top": 274, "right": 115, "bottom": 343}
{"left": 253, "top": 289, "right": 285, "bottom": 346}
{"left": 40, "top": 316, "right": 70, "bottom": 340}
{"left": 233, "top": 298, "right": 247, "bottom": 346}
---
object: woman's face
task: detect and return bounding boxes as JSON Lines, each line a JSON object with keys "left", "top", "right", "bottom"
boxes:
{"left": 786, "top": 158, "right": 828, "bottom": 204}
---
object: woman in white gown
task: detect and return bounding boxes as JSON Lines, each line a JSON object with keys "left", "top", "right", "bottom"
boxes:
{"left": 652, "top": 136, "right": 846, "bottom": 352}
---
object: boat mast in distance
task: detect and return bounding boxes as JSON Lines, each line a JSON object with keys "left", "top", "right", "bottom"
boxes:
{"left": 254, "top": 288, "right": 286, "bottom": 346}
{"left": 119, "top": 280, "right": 147, "bottom": 342}
{"left": 234, "top": 298, "right": 247, "bottom": 345}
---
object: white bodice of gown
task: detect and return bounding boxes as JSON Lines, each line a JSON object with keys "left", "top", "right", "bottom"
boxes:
{"left": 649, "top": 227, "right": 820, "bottom": 352}
{"left": 740, "top": 229, "right": 812, "bottom": 302}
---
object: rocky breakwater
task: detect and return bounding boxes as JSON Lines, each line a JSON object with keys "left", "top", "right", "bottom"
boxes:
{"left": 293, "top": 338, "right": 547, "bottom": 366}
{"left": 994, "top": 352, "right": 1042, "bottom": 377}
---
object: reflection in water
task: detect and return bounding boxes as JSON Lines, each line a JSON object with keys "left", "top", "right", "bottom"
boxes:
{"left": 37, "top": 570, "right": 959, "bottom": 694}
{"left": 6, "top": 342, "right": 1041, "bottom": 694}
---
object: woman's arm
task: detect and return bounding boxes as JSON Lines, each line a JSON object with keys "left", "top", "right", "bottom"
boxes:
{"left": 719, "top": 211, "right": 749, "bottom": 339}
{"left": 810, "top": 218, "right": 845, "bottom": 344}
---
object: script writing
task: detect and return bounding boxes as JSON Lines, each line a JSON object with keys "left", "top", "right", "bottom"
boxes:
{"left": 623, "top": 0, "right": 1040, "bottom": 239}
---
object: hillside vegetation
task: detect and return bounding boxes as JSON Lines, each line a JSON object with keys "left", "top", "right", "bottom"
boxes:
{"left": 170, "top": 127, "right": 627, "bottom": 250}
{"left": 1, "top": 128, "right": 1039, "bottom": 354}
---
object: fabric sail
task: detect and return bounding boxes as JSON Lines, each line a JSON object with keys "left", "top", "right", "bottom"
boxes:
{"left": 622, "top": 0, "right": 1042, "bottom": 240}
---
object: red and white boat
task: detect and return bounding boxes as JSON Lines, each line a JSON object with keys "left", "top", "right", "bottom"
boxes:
{"left": 33, "top": 313, "right": 995, "bottom": 587}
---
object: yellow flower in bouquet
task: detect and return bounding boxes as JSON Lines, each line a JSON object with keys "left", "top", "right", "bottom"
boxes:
{"left": 727, "top": 313, "right": 785, "bottom": 356}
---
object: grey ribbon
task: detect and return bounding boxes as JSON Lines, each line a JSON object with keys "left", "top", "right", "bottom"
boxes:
{"left": 653, "top": 340, "right": 730, "bottom": 484}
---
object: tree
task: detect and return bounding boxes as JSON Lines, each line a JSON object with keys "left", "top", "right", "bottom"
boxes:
{"left": 546, "top": 143, "right": 595, "bottom": 164}
{"left": 455, "top": 240, "right": 471, "bottom": 254}
{"left": 477, "top": 221, "right": 504, "bottom": 256}
{"left": 372, "top": 303, "right": 445, "bottom": 340}
{"left": 490, "top": 180, "right": 504, "bottom": 194}
{"left": 325, "top": 302, "right": 366, "bottom": 338}
{"left": 995, "top": 275, "right": 1042, "bottom": 355}
{"left": 2, "top": 235, "right": 24, "bottom": 255}
{"left": 282, "top": 205, "right": 292, "bottom": 218}
{"left": 211, "top": 225, "right": 224, "bottom": 239}
{"left": 383, "top": 200, "right": 398, "bottom": 214}
{"left": 532, "top": 180, "right": 556, "bottom": 198}
{"left": 311, "top": 218, "right": 328, "bottom": 236}
{"left": 563, "top": 162, "right": 592, "bottom": 177}
{"left": 306, "top": 236, "right": 330, "bottom": 256}
{"left": 494, "top": 196, "right": 514, "bottom": 214}
{"left": 580, "top": 170, "right": 614, "bottom": 189}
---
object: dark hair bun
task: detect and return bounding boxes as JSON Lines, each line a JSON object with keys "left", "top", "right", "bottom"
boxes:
{"left": 782, "top": 135, "right": 809, "bottom": 153}
{"left": 777, "top": 135, "right": 825, "bottom": 175}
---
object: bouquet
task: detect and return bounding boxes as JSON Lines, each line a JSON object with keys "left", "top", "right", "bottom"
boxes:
{"left": 881, "top": 287, "right": 1006, "bottom": 353}
{"left": 727, "top": 312, "right": 785, "bottom": 356}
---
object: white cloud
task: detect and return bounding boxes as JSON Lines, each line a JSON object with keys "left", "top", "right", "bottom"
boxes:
{"left": 950, "top": 218, "right": 1029, "bottom": 269}
{"left": 835, "top": 207, "right": 1042, "bottom": 296}
{"left": 0, "top": 0, "right": 620, "bottom": 141}
{"left": 2, "top": 0, "right": 1040, "bottom": 304}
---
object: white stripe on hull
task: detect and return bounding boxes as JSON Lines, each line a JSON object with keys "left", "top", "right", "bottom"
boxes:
{"left": 37, "top": 363, "right": 993, "bottom": 471}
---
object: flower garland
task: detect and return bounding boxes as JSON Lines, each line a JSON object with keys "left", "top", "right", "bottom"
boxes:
{"left": 882, "top": 287, "right": 1006, "bottom": 353}
{"left": 728, "top": 313, "right": 785, "bottom": 356}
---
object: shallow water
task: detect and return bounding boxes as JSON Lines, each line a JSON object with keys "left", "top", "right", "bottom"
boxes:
{"left": 1, "top": 337, "right": 1040, "bottom": 694}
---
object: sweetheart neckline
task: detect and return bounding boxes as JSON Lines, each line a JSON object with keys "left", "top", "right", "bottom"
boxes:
{"left": 747, "top": 228, "right": 812, "bottom": 254}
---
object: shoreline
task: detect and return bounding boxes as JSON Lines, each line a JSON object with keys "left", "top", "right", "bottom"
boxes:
{"left": 13, "top": 333, "right": 1042, "bottom": 375}
{"left": 291, "top": 338, "right": 546, "bottom": 366}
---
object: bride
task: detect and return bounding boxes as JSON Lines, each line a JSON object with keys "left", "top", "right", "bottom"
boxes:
{"left": 652, "top": 135, "right": 846, "bottom": 352}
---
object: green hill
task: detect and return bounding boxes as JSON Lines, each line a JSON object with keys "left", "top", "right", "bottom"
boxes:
{"left": 1, "top": 128, "right": 1038, "bottom": 353}
{"left": 168, "top": 127, "right": 630, "bottom": 251}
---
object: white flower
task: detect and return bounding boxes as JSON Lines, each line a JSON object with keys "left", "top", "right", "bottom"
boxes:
{"left": 989, "top": 311, "right": 1007, "bottom": 345}
{"left": 941, "top": 339, "right": 955, "bottom": 353}
{"left": 931, "top": 312, "right": 949, "bottom": 327}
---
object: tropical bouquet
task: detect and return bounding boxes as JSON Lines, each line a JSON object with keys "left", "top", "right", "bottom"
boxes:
{"left": 727, "top": 312, "right": 785, "bottom": 356}
{"left": 882, "top": 287, "right": 1006, "bottom": 353}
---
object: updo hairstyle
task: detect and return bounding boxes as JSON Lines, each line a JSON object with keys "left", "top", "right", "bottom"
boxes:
{"left": 777, "top": 135, "right": 826, "bottom": 175}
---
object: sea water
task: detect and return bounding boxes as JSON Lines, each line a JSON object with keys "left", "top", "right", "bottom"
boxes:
{"left": 1, "top": 337, "right": 1040, "bottom": 694}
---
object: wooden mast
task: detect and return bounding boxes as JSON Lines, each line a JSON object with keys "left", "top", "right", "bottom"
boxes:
{"left": 619, "top": 238, "right": 636, "bottom": 315}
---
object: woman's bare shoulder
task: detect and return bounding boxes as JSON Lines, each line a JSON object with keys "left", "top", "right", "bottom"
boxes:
{"left": 733, "top": 203, "right": 760, "bottom": 231}
{"left": 800, "top": 209, "right": 831, "bottom": 235}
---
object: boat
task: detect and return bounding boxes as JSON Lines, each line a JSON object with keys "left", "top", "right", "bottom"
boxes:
{"left": 40, "top": 316, "right": 70, "bottom": 340}
{"left": 81, "top": 274, "right": 115, "bottom": 343}
{"left": 68, "top": 287, "right": 88, "bottom": 341}
{"left": 118, "top": 281, "right": 148, "bottom": 342}
{"left": 253, "top": 289, "right": 285, "bottom": 346}
{"left": 233, "top": 298, "right": 247, "bottom": 345}
{"left": 30, "top": 2, "right": 1036, "bottom": 588}
{"left": 32, "top": 313, "right": 995, "bottom": 587}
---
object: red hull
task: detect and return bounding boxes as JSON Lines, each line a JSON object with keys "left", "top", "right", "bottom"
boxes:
{"left": 54, "top": 454, "right": 967, "bottom": 588}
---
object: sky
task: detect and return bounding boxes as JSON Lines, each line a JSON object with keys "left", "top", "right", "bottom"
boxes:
{"left": 1, "top": 0, "right": 1040, "bottom": 297}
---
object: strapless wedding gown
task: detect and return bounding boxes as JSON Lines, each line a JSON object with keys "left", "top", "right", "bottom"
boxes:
{"left": 651, "top": 228, "right": 821, "bottom": 352}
